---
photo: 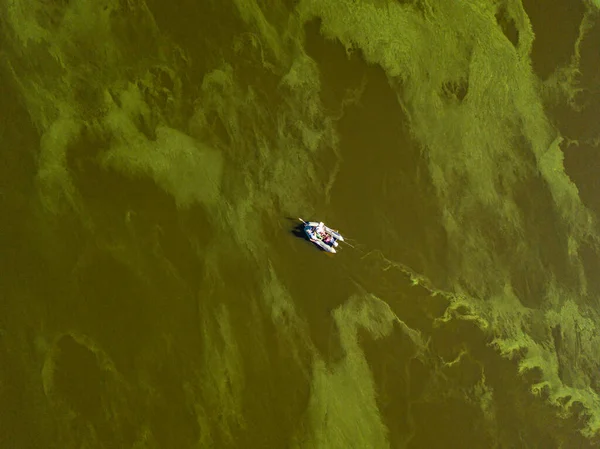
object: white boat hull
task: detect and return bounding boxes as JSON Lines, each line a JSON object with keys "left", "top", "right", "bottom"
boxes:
{"left": 301, "top": 219, "right": 344, "bottom": 254}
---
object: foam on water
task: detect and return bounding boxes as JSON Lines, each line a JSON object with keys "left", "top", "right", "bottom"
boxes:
{"left": 297, "top": 0, "right": 600, "bottom": 437}
{"left": 2, "top": 0, "right": 600, "bottom": 446}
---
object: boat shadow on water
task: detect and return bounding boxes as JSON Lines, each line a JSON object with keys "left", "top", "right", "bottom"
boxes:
{"left": 286, "top": 217, "right": 310, "bottom": 241}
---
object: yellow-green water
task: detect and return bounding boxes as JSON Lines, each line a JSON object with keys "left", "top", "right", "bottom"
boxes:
{"left": 2, "top": 0, "right": 600, "bottom": 447}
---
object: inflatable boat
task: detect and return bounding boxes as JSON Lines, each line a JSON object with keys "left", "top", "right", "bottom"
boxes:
{"left": 299, "top": 218, "right": 344, "bottom": 253}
